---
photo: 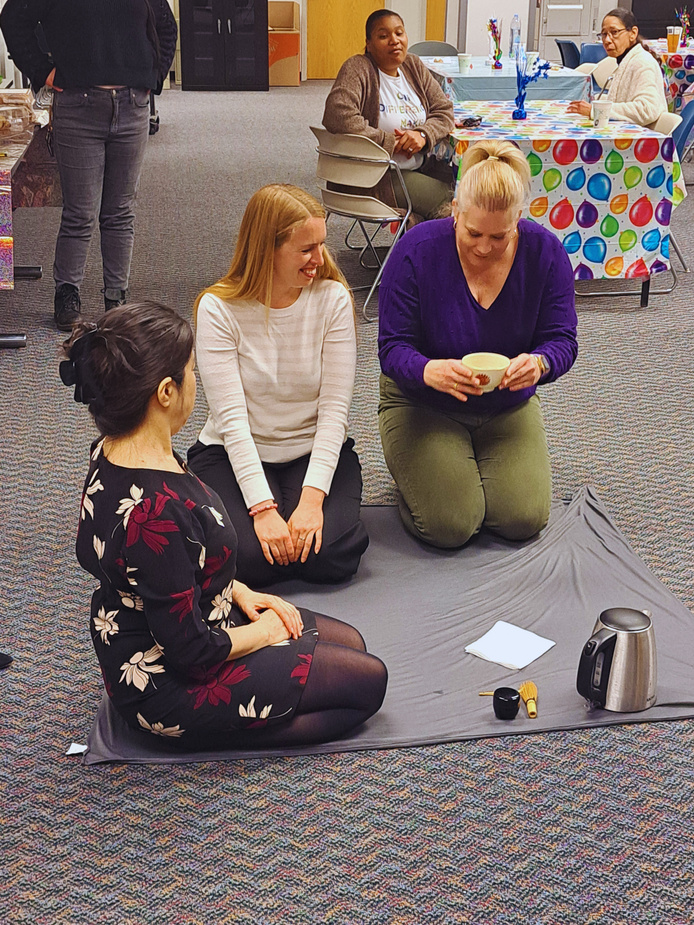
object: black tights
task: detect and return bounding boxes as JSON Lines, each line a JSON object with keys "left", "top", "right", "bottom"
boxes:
{"left": 232, "top": 615, "right": 387, "bottom": 747}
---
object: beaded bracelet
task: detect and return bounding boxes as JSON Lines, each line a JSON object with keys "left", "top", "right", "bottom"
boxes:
{"left": 248, "top": 501, "right": 278, "bottom": 518}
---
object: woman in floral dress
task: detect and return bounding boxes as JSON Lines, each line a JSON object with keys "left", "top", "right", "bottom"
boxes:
{"left": 63, "top": 302, "right": 387, "bottom": 748}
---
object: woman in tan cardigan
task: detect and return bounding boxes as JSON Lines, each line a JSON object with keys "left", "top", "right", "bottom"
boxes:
{"left": 322, "top": 10, "right": 455, "bottom": 221}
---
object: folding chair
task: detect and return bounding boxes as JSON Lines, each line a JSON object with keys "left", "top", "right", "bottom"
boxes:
{"left": 311, "top": 126, "right": 412, "bottom": 322}
{"left": 409, "top": 41, "right": 458, "bottom": 56}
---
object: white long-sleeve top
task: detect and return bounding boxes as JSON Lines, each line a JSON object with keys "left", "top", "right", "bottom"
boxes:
{"left": 607, "top": 43, "right": 667, "bottom": 129}
{"left": 196, "top": 279, "right": 356, "bottom": 509}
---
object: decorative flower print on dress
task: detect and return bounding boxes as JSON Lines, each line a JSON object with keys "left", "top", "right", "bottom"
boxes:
{"left": 239, "top": 695, "right": 272, "bottom": 721}
{"left": 116, "top": 484, "right": 144, "bottom": 528}
{"left": 137, "top": 712, "right": 185, "bottom": 738}
{"left": 201, "top": 546, "right": 233, "bottom": 589}
{"left": 187, "top": 661, "right": 251, "bottom": 709}
{"left": 119, "top": 643, "right": 165, "bottom": 692}
{"left": 117, "top": 589, "right": 144, "bottom": 610}
{"left": 290, "top": 653, "right": 312, "bottom": 685}
{"left": 170, "top": 587, "right": 195, "bottom": 622}
{"left": 81, "top": 469, "right": 104, "bottom": 520}
{"left": 124, "top": 492, "right": 179, "bottom": 554}
{"left": 209, "top": 580, "right": 234, "bottom": 624}
{"left": 205, "top": 506, "right": 225, "bottom": 527}
{"left": 93, "top": 536, "right": 105, "bottom": 560}
{"left": 94, "top": 606, "right": 119, "bottom": 645}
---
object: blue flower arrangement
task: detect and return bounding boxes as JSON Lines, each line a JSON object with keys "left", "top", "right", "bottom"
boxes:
{"left": 513, "top": 48, "right": 551, "bottom": 120}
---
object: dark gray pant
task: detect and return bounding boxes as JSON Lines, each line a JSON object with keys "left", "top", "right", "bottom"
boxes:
{"left": 52, "top": 86, "right": 150, "bottom": 296}
{"left": 188, "top": 439, "right": 370, "bottom": 588}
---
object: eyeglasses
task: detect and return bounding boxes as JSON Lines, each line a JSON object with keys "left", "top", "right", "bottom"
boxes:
{"left": 597, "top": 28, "right": 627, "bottom": 42}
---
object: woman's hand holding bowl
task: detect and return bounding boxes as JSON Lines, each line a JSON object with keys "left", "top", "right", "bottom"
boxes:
{"left": 423, "top": 359, "right": 483, "bottom": 401}
{"left": 498, "top": 353, "right": 542, "bottom": 391}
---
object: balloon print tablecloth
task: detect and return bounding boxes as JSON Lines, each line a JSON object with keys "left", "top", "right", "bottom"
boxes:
{"left": 451, "top": 100, "right": 686, "bottom": 282}
{"left": 0, "top": 166, "right": 13, "bottom": 289}
{"left": 648, "top": 39, "right": 694, "bottom": 113}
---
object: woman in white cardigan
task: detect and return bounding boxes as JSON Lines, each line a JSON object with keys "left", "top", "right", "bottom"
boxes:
{"left": 188, "top": 185, "right": 368, "bottom": 587}
{"left": 568, "top": 8, "right": 667, "bottom": 129}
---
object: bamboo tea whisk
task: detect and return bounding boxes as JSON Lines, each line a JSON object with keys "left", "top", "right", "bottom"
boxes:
{"left": 518, "top": 680, "right": 538, "bottom": 718}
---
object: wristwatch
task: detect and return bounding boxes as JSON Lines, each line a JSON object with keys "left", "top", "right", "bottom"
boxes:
{"left": 532, "top": 354, "right": 550, "bottom": 377}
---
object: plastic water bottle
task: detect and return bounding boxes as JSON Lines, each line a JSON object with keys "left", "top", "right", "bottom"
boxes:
{"left": 509, "top": 13, "right": 521, "bottom": 57}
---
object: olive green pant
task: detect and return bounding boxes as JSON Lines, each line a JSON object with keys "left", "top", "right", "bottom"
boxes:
{"left": 378, "top": 376, "right": 552, "bottom": 548}
{"left": 394, "top": 166, "right": 453, "bottom": 220}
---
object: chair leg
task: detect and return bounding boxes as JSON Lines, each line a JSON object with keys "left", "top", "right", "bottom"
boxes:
{"left": 670, "top": 231, "right": 689, "bottom": 272}
{"left": 574, "top": 264, "right": 678, "bottom": 304}
{"left": 361, "top": 216, "right": 410, "bottom": 322}
{"left": 344, "top": 220, "right": 363, "bottom": 251}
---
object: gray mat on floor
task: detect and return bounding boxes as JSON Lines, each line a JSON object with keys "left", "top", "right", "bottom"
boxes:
{"left": 84, "top": 486, "right": 694, "bottom": 765}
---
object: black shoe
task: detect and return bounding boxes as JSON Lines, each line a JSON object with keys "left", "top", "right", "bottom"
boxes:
{"left": 103, "top": 288, "right": 128, "bottom": 311}
{"left": 0, "top": 652, "right": 13, "bottom": 670}
{"left": 54, "top": 283, "right": 82, "bottom": 332}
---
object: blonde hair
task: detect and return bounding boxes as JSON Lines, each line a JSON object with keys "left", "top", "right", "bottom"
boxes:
{"left": 456, "top": 140, "right": 531, "bottom": 214}
{"left": 194, "top": 184, "right": 350, "bottom": 317}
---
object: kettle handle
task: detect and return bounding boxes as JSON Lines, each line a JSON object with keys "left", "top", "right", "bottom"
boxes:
{"left": 577, "top": 628, "right": 617, "bottom": 703}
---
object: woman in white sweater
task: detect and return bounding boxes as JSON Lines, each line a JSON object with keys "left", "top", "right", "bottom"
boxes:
{"left": 188, "top": 185, "right": 368, "bottom": 587}
{"left": 568, "top": 8, "right": 667, "bottom": 129}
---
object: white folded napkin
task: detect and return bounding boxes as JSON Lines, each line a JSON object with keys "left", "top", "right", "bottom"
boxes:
{"left": 465, "top": 620, "right": 555, "bottom": 670}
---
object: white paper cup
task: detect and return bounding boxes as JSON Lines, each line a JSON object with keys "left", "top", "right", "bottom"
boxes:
{"left": 458, "top": 53, "right": 472, "bottom": 71}
{"left": 462, "top": 352, "right": 510, "bottom": 392}
{"left": 592, "top": 99, "right": 612, "bottom": 129}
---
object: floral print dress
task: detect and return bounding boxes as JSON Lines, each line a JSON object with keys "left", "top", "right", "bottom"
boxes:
{"left": 77, "top": 441, "right": 318, "bottom": 747}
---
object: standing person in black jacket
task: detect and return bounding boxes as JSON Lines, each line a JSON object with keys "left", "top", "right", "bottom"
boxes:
{"left": 0, "top": 1, "right": 177, "bottom": 330}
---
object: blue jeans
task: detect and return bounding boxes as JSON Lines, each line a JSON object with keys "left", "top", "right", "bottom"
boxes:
{"left": 52, "top": 87, "right": 150, "bottom": 296}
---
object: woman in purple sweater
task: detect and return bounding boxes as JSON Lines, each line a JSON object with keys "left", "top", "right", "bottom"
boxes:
{"left": 378, "top": 140, "right": 578, "bottom": 548}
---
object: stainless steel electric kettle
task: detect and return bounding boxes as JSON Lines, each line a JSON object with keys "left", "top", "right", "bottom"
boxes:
{"left": 576, "top": 608, "right": 657, "bottom": 712}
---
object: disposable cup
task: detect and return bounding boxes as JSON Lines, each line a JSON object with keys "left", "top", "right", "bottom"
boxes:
{"left": 667, "top": 27, "right": 682, "bottom": 53}
{"left": 458, "top": 53, "right": 472, "bottom": 71}
{"left": 462, "top": 352, "right": 510, "bottom": 392}
{"left": 592, "top": 98, "right": 612, "bottom": 129}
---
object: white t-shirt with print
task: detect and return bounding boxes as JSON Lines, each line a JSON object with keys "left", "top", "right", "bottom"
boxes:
{"left": 378, "top": 69, "right": 426, "bottom": 170}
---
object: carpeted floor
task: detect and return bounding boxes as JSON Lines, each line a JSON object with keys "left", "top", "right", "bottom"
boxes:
{"left": 1, "top": 82, "right": 693, "bottom": 923}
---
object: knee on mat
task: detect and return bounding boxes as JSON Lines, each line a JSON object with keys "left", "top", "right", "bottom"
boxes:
{"left": 488, "top": 504, "right": 550, "bottom": 542}
{"left": 409, "top": 507, "right": 483, "bottom": 549}
{"left": 301, "top": 540, "right": 364, "bottom": 584}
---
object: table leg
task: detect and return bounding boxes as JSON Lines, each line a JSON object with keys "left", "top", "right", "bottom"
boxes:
{"left": 640, "top": 278, "right": 650, "bottom": 308}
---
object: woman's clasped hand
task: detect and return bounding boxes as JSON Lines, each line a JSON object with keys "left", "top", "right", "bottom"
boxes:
{"left": 252, "top": 485, "right": 325, "bottom": 567}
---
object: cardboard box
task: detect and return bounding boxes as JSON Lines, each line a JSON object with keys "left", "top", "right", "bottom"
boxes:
{"left": 268, "top": 1, "right": 300, "bottom": 86}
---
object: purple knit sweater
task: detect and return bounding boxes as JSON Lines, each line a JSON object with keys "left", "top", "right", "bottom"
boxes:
{"left": 378, "top": 217, "right": 578, "bottom": 413}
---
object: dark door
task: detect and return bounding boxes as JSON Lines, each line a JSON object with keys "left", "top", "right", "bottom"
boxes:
{"left": 632, "top": 0, "right": 671, "bottom": 40}
{"left": 180, "top": 0, "right": 227, "bottom": 90}
{"left": 223, "top": 0, "right": 269, "bottom": 90}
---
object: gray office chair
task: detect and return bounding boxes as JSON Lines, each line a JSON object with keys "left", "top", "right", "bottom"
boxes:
{"left": 409, "top": 41, "right": 458, "bottom": 56}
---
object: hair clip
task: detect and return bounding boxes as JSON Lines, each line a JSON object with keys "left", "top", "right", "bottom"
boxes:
{"left": 59, "top": 325, "right": 103, "bottom": 406}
